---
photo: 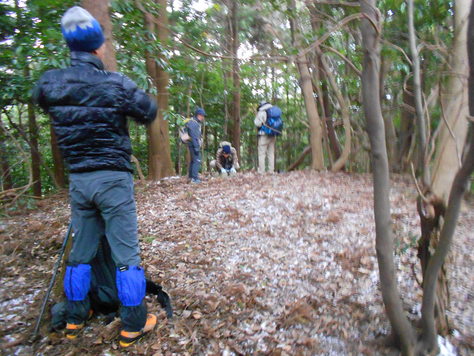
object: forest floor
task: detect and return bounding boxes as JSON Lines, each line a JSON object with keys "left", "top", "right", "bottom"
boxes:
{"left": 0, "top": 171, "right": 473, "bottom": 356}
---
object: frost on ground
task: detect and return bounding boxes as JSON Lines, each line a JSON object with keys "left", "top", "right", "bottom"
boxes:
{"left": 0, "top": 171, "right": 473, "bottom": 355}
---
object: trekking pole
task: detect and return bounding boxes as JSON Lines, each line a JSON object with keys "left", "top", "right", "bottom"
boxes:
{"left": 32, "top": 222, "right": 73, "bottom": 340}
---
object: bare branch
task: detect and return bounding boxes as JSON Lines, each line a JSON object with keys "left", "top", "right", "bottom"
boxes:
{"left": 321, "top": 44, "right": 361, "bottom": 76}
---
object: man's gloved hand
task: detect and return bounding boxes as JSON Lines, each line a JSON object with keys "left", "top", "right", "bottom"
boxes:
{"left": 230, "top": 167, "right": 237, "bottom": 174}
{"left": 220, "top": 168, "right": 227, "bottom": 175}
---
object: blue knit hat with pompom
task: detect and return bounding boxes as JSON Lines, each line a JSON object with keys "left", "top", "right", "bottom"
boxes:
{"left": 61, "top": 6, "right": 105, "bottom": 52}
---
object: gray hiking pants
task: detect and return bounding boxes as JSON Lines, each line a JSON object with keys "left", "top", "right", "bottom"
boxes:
{"left": 68, "top": 170, "right": 141, "bottom": 266}
{"left": 66, "top": 170, "right": 146, "bottom": 331}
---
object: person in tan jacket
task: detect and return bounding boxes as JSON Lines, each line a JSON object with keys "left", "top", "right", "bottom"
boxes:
{"left": 254, "top": 101, "right": 276, "bottom": 173}
{"left": 210, "top": 141, "right": 240, "bottom": 176}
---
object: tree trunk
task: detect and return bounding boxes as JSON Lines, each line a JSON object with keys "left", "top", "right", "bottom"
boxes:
{"left": 229, "top": 1, "right": 241, "bottom": 159}
{"left": 359, "top": 1, "right": 416, "bottom": 354}
{"left": 27, "top": 97, "right": 41, "bottom": 197}
{"left": 398, "top": 80, "right": 415, "bottom": 171}
{"left": 417, "top": 0, "right": 470, "bottom": 339}
{"left": 408, "top": 0, "right": 429, "bottom": 184}
{"left": 145, "top": 1, "right": 174, "bottom": 180}
{"left": 319, "top": 54, "right": 351, "bottom": 172}
{"left": 380, "top": 57, "right": 397, "bottom": 171}
{"left": 296, "top": 58, "right": 325, "bottom": 170}
{"left": 50, "top": 126, "right": 65, "bottom": 188}
{"left": 0, "top": 135, "right": 13, "bottom": 190}
{"left": 288, "top": 146, "right": 311, "bottom": 171}
{"left": 420, "top": 7, "right": 474, "bottom": 344}
{"left": 431, "top": 0, "right": 470, "bottom": 202}
{"left": 82, "top": 0, "right": 117, "bottom": 71}
{"left": 288, "top": 0, "right": 324, "bottom": 170}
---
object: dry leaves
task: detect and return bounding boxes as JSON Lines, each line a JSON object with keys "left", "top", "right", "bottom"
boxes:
{"left": 1, "top": 172, "right": 473, "bottom": 355}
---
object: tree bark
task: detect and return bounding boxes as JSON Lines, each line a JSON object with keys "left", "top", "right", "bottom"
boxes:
{"left": 398, "top": 80, "right": 415, "bottom": 171}
{"left": 50, "top": 126, "right": 65, "bottom": 188}
{"left": 0, "top": 135, "right": 13, "bottom": 190}
{"left": 359, "top": 1, "right": 416, "bottom": 354}
{"left": 288, "top": 0, "right": 324, "bottom": 170}
{"left": 407, "top": 0, "right": 429, "bottom": 184}
{"left": 319, "top": 54, "right": 351, "bottom": 172}
{"left": 288, "top": 146, "right": 311, "bottom": 171}
{"left": 27, "top": 97, "right": 41, "bottom": 197}
{"left": 431, "top": 0, "right": 470, "bottom": 202}
{"left": 145, "top": 1, "right": 174, "bottom": 180}
{"left": 416, "top": 0, "right": 470, "bottom": 339}
{"left": 82, "top": 0, "right": 117, "bottom": 71}
{"left": 419, "top": 2, "right": 474, "bottom": 352}
{"left": 228, "top": 1, "right": 241, "bottom": 159}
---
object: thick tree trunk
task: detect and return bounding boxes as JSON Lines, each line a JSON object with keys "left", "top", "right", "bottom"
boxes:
{"left": 418, "top": 2, "right": 474, "bottom": 352}
{"left": 431, "top": 0, "right": 470, "bottom": 202}
{"left": 145, "top": 1, "right": 174, "bottom": 180}
{"left": 82, "top": 0, "right": 117, "bottom": 71}
{"left": 417, "top": 0, "right": 470, "bottom": 340}
{"left": 359, "top": 1, "right": 416, "bottom": 354}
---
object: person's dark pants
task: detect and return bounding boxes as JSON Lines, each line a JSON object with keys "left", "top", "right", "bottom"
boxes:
{"left": 188, "top": 144, "right": 201, "bottom": 180}
{"left": 65, "top": 170, "right": 146, "bottom": 332}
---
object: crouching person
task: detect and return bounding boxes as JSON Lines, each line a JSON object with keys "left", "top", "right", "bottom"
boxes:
{"left": 210, "top": 141, "right": 240, "bottom": 176}
{"left": 34, "top": 6, "right": 158, "bottom": 347}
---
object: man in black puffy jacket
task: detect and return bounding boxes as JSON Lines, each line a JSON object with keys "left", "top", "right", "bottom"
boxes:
{"left": 34, "top": 6, "right": 157, "bottom": 347}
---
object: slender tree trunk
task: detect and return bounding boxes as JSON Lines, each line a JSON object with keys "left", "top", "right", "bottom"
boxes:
{"left": 288, "top": 0, "right": 324, "bottom": 170}
{"left": 398, "top": 80, "right": 415, "bottom": 171}
{"left": 380, "top": 57, "right": 397, "bottom": 171}
{"left": 319, "top": 54, "right": 351, "bottom": 172}
{"left": 26, "top": 91, "right": 41, "bottom": 196}
{"left": 359, "top": 1, "right": 416, "bottom": 354}
{"left": 145, "top": 1, "right": 174, "bottom": 180}
{"left": 229, "top": 1, "right": 241, "bottom": 159}
{"left": 0, "top": 135, "right": 13, "bottom": 190}
{"left": 408, "top": 0, "right": 429, "bottom": 184}
{"left": 50, "top": 126, "right": 65, "bottom": 188}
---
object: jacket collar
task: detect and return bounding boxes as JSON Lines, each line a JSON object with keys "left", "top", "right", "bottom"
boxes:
{"left": 70, "top": 51, "right": 105, "bottom": 70}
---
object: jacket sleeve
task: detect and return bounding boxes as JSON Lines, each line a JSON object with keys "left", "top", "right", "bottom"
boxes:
{"left": 215, "top": 149, "right": 223, "bottom": 170}
{"left": 254, "top": 110, "right": 267, "bottom": 128}
{"left": 186, "top": 120, "right": 201, "bottom": 152}
{"left": 122, "top": 76, "right": 157, "bottom": 125}
{"left": 231, "top": 148, "right": 240, "bottom": 169}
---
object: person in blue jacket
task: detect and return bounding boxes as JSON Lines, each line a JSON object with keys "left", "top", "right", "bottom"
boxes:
{"left": 186, "top": 108, "right": 205, "bottom": 183}
{"left": 34, "top": 6, "right": 157, "bottom": 348}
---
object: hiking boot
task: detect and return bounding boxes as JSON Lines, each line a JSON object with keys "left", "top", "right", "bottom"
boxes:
{"left": 64, "top": 310, "right": 93, "bottom": 340}
{"left": 65, "top": 322, "right": 85, "bottom": 340}
{"left": 119, "top": 314, "right": 157, "bottom": 348}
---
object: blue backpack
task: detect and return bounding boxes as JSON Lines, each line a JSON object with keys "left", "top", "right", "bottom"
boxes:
{"left": 262, "top": 106, "right": 283, "bottom": 136}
